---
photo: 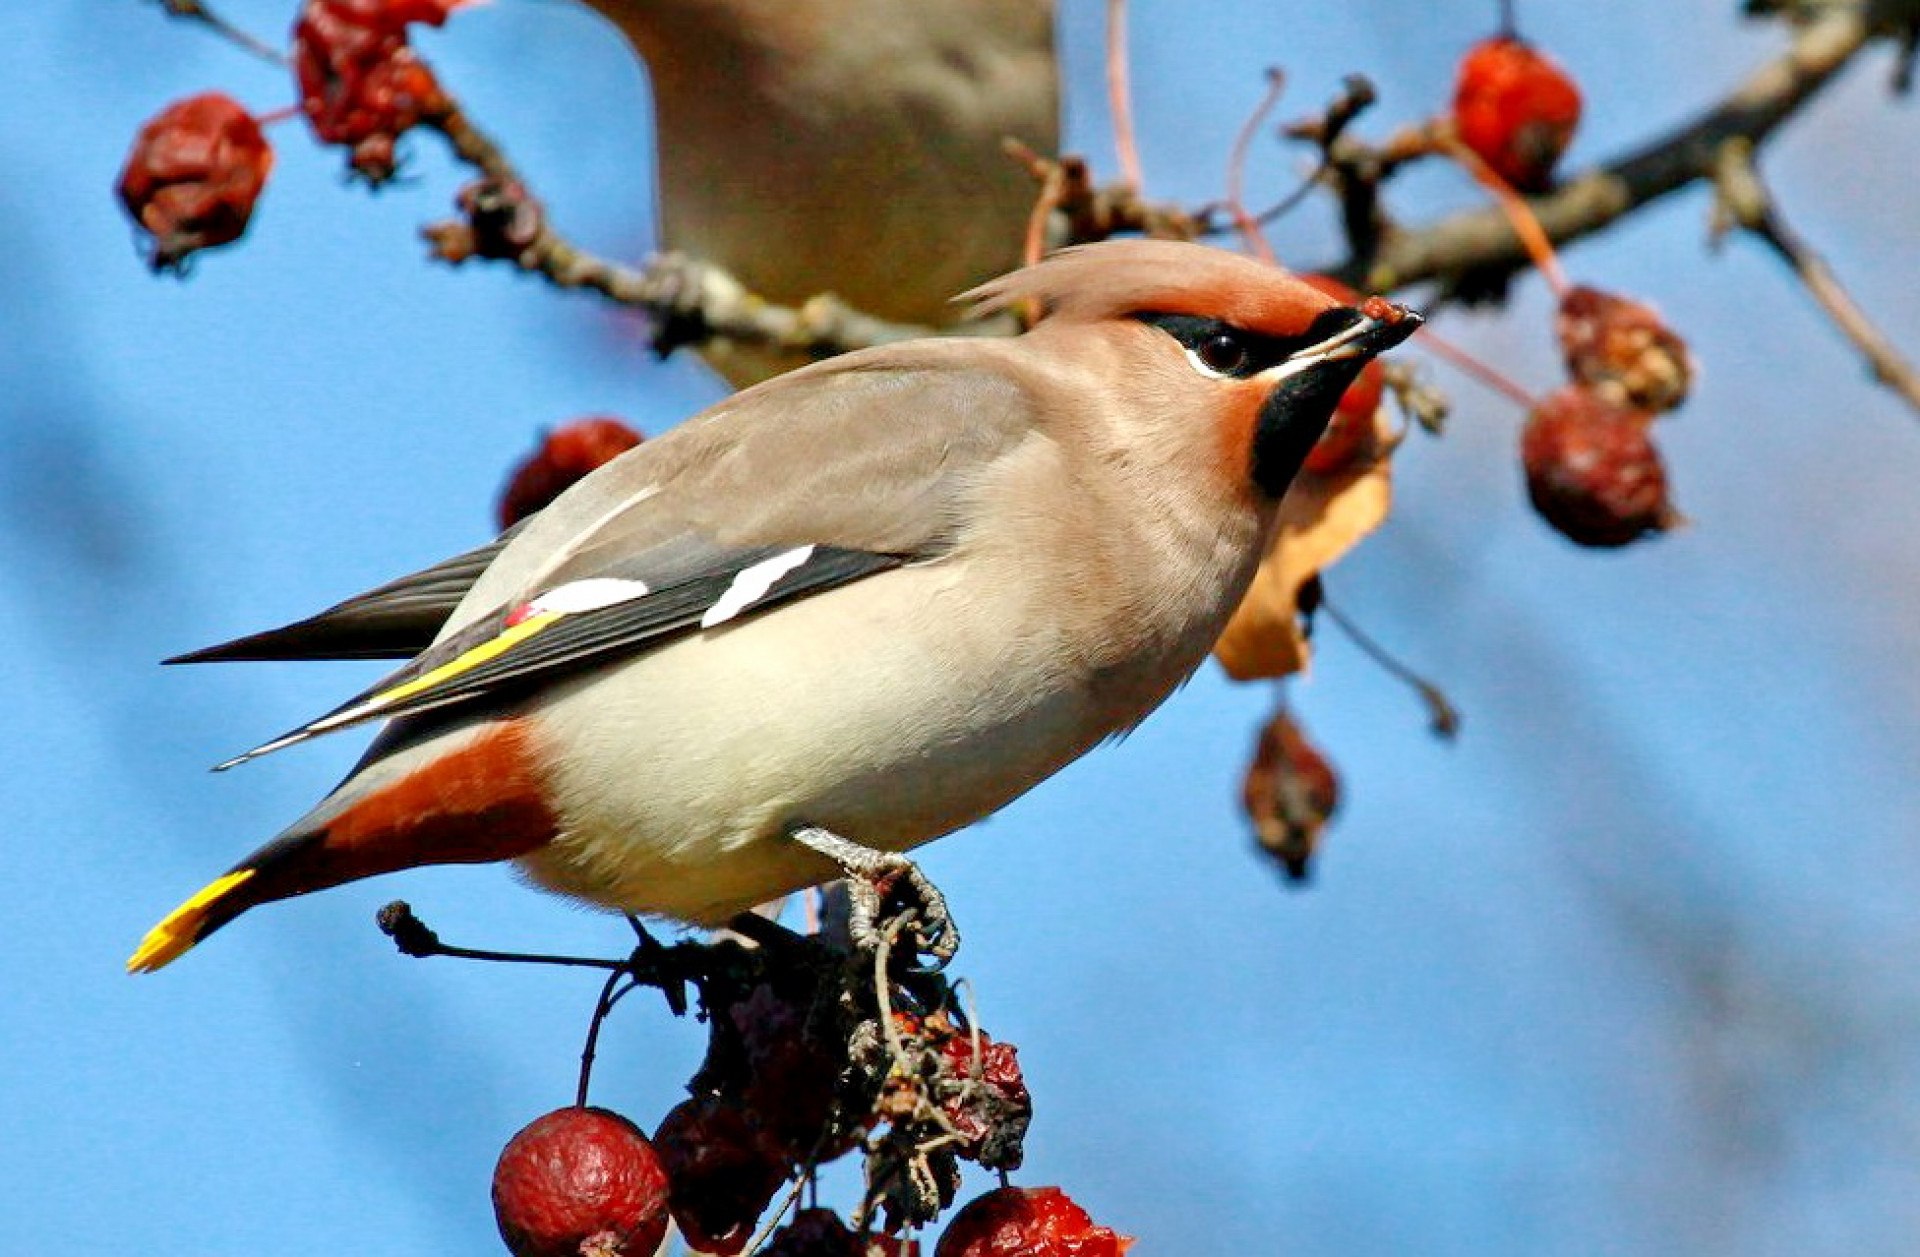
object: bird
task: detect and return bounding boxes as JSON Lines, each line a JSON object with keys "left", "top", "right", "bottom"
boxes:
{"left": 577, "top": 0, "right": 1061, "bottom": 386}
{"left": 129, "top": 239, "right": 1421, "bottom": 973}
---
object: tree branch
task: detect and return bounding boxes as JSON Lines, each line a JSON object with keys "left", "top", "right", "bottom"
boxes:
{"left": 1346, "top": 5, "right": 1877, "bottom": 293}
{"left": 421, "top": 102, "right": 1007, "bottom": 359}
{"left": 1711, "top": 137, "right": 1920, "bottom": 414}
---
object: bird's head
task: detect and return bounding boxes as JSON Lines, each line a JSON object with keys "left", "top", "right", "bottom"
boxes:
{"left": 965, "top": 240, "right": 1423, "bottom": 501}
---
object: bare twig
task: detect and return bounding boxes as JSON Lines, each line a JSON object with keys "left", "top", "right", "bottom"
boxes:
{"left": 1315, "top": 591, "right": 1462, "bottom": 738}
{"left": 1105, "top": 0, "right": 1145, "bottom": 190}
{"left": 1223, "top": 69, "right": 1287, "bottom": 265}
{"left": 1712, "top": 138, "right": 1920, "bottom": 415}
{"left": 1346, "top": 5, "right": 1878, "bottom": 293}
{"left": 144, "top": 0, "right": 286, "bottom": 65}
{"left": 420, "top": 103, "right": 991, "bottom": 358}
{"left": 1004, "top": 140, "right": 1206, "bottom": 248}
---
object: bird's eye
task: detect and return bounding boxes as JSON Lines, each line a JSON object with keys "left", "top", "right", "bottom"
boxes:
{"left": 1195, "top": 332, "right": 1250, "bottom": 377}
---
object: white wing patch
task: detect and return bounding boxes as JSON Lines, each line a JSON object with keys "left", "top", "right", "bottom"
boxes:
{"left": 701, "top": 545, "right": 817, "bottom": 629}
{"left": 516, "top": 577, "right": 652, "bottom": 622}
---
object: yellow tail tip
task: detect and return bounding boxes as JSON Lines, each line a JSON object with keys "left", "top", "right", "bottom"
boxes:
{"left": 126, "top": 868, "right": 256, "bottom": 974}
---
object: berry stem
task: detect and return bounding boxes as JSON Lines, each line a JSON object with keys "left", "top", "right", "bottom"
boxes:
{"left": 1105, "top": 0, "right": 1145, "bottom": 190}
{"left": 1414, "top": 323, "right": 1542, "bottom": 410}
{"left": 1497, "top": 0, "right": 1519, "bottom": 40}
{"left": 575, "top": 967, "right": 634, "bottom": 1107}
{"left": 1224, "top": 69, "right": 1288, "bottom": 265}
{"left": 146, "top": 0, "right": 287, "bottom": 66}
{"left": 1435, "top": 131, "right": 1571, "bottom": 297}
{"left": 1317, "top": 590, "right": 1461, "bottom": 738}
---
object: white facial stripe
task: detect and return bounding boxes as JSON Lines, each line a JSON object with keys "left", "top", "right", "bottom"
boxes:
{"left": 1258, "top": 315, "right": 1383, "bottom": 383}
{"left": 526, "top": 577, "right": 653, "bottom": 616}
{"left": 701, "top": 545, "right": 817, "bottom": 629}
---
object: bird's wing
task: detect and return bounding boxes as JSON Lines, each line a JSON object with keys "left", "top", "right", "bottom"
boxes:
{"left": 214, "top": 345, "right": 1042, "bottom": 769}
{"left": 168, "top": 528, "right": 524, "bottom": 664}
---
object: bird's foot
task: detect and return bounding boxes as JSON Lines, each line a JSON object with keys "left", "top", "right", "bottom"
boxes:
{"left": 788, "top": 825, "right": 960, "bottom": 970}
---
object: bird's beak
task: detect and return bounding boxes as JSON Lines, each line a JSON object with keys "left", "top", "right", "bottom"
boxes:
{"left": 1260, "top": 301, "right": 1425, "bottom": 384}
{"left": 1247, "top": 300, "right": 1424, "bottom": 499}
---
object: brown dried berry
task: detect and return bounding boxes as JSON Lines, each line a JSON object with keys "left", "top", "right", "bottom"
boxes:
{"left": 491, "top": 1106, "right": 669, "bottom": 1257}
{"left": 762, "top": 1207, "right": 921, "bottom": 1257}
{"left": 1521, "top": 386, "right": 1676, "bottom": 548}
{"left": 498, "top": 417, "right": 644, "bottom": 529}
{"left": 293, "top": 0, "right": 455, "bottom": 183}
{"left": 1556, "top": 285, "right": 1693, "bottom": 413}
{"left": 653, "top": 1095, "right": 792, "bottom": 1256}
{"left": 934, "top": 1187, "right": 1133, "bottom": 1257}
{"left": 728, "top": 981, "right": 851, "bottom": 1163}
{"left": 1452, "top": 36, "right": 1582, "bottom": 192}
{"left": 117, "top": 92, "right": 273, "bottom": 272}
{"left": 1241, "top": 708, "right": 1340, "bottom": 882}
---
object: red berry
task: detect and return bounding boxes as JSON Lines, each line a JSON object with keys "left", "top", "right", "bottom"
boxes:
{"left": 654, "top": 1095, "right": 792, "bottom": 1256}
{"left": 293, "top": 0, "right": 456, "bottom": 183}
{"left": 491, "top": 1106, "right": 669, "bottom": 1257}
{"left": 1452, "top": 36, "right": 1582, "bottom": 192}
{"left": 934, "top": 1187, "right": 1133, "bottom": 1257}
{"left": 934, "top": 1027, "right": 1031, "bottom": 1171}
{"left": 117, "top": 92, "right": 273, "bottom": 272}
{"left": 1556, "top": 286, "right": 1693, "bottom": 413}
{"left": 497, "top": 417, "right": 644, "bottom": 529}
{"left": 762, "top": 1208, "right": 921, "bottom": 1257}
{"left": 1241, "top": 708, "right": 1340, "bottom": 882}
{"left": 1521, "top": 386, "right": 1676, "bottom": 548}
{"left": 1296, "top": 275, "right": 1388, "bottom": 474}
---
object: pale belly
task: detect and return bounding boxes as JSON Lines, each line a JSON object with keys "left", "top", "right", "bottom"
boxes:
{"left": 512, "top": 562, "right": 1175, "bottom": 925}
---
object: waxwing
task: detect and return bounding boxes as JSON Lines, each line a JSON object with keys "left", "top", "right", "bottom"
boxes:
{"left": 580, "top": 0, "right": 1060, "bottom": 386}
{"left": 130, "top": 240, "right": 1421, "bottom": 972}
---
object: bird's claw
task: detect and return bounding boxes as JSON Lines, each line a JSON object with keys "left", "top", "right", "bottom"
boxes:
{"left": 790, "top": 826, "right": 961, "bottom": 971}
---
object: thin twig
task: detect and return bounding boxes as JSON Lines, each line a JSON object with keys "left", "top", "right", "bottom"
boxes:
{"left": 1223, "top": 70, "right": 1287, "bottom": 265}
{"left": 1317, "top": 592, "right": 1462, "bottom": 738}
{"left": 1712, "top": 138, "right": 1920, "bottom": 416}
{"left": 1105, "top": 0, "right": 1145, "bottom": 190}
{"left": 741, "top": 1171, "right": 810, "bottom": 1256}
{"left": 145, "top": 0, "right": 286, "bottom": 66}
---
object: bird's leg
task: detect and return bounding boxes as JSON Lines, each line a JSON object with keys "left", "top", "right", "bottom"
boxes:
{"left": 788, "top": 825, "right": 959, "bottom": 967}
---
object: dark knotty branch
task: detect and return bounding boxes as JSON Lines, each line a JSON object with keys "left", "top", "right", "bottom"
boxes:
{"left": 1711, "top": 137, "right": 1920, "bottom": 411}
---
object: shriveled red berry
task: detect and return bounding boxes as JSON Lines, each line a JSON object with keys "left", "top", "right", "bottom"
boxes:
{"left": 293, "top": 0, "right": 457, "bottom": 183}
{"left": 117, "top": 92, "right": 273, "bottom": 272}
{"left": 498, "top": 417, "right": 644, "bottom": 528}
{"left": 934, "top": 1187, "right": 1133, "bottom": 1257}
{"left": 491, "top": 1106, "right": 669, "bottom": 1257}
{"left": 762, "top": 1207, "right": 921, "bottom": 1256}
{"left": 1241, "top": 708, "right": 1339, "bottom": 882}
{"left": 654, "top": 1095, "right": 792, "bottom": 1256}
{"left": 1297, "top": 275, "right": 1387, "bottom": 474}
{"left": 1521, "top": 386, "right": 1676, "bottom": 548}
{"left": 935, "top": 1027, "right": 1031, "bottom": 1171}
{"left": 1452, "top": 36, "right": 1582, "bottom": 192}
{"left": 1556, "top": 286, "right": 1692, "bottom": 413}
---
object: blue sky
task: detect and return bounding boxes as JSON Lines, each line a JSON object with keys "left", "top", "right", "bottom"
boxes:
{"left": 5, "top": 3, "right": 1918, "bottom": 1254}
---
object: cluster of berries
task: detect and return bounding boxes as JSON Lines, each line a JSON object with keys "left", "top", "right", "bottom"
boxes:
{"left": 1451, "top": 30, "right": 1693, "bottom": 547}
{"left": 487, "top": 937, "right": 1120, "bottom": 1256}
{"left": 117, "top": 0, "right": 461, "bottom": 269}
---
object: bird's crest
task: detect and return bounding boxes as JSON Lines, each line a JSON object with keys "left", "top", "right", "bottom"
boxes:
{"left": 960, "top": 239, "right": 1344, "bottom": 339}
